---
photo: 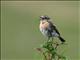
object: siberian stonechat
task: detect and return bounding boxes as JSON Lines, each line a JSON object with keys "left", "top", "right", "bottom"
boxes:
{"left": 39, "top": 15, "right": 65, "bottom": 43}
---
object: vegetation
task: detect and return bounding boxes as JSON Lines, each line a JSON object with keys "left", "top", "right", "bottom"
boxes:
{"left": 36, "top": 39, "right": 67, "bottom": 60}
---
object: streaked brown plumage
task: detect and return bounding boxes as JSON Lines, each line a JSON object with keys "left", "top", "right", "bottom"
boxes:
{"left": 39, "top": 15, "right": 65, "bottom": 43}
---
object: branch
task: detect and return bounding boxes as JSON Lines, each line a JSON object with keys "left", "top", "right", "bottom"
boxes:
{"left": 36, "top": 48, "right": 47, "bottom": 60}
{"left": 36, "top": 40, "right": 67, "bottom": 60}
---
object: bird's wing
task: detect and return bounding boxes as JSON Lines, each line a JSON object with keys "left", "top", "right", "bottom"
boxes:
{"left": 48, "top": 21, "right": 60, "bottom": 35}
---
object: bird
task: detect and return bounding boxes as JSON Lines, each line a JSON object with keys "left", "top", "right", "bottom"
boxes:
{"left": 39, "top": 15, "right": 65, "bottom": 43}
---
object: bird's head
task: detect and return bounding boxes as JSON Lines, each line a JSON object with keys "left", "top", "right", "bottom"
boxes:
{"left": 40, "top": 15, "right": 50, "bottom": 21}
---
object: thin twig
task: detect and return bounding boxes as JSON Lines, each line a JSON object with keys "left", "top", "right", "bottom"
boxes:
{"left": 36, "top": 48, "right": 47, "bottom": 60}
{"left": 36, "top": 40, "right": 66, "bottom": 60}
{"left": 47, "top": 52, "right": 52, "bottom": 60}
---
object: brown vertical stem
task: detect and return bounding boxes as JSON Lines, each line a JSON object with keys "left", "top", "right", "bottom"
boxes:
{"left": 36, "top": 48, "right": 47, "bottom": 60}
{"left": 47, "top": 52, "right": 52, "bottom": 60}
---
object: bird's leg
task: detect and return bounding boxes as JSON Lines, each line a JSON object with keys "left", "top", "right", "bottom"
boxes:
{"left": 52, "top": 37, "right": 53, "bottom": 41}
{"left": 48, "top": 37, "right": 50, "bottom": 40}
{"left": 47, "top": 37, "right": 50, "bottom": 43}
{"left": 49, "top": 37, "right": 53, "bottom": 43}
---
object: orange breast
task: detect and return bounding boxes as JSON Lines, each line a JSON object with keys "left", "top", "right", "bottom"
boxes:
{"left": 39, "top": 21, "right": 49, "bottom": 29}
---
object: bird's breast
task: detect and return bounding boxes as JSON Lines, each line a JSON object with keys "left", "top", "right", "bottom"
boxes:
{"left": 39, "top": 27, "right": 48, "bottom": 37}
{"left": 39, "top": 21, "right": 49, "bottom": 37}
{"left": 39, "top": 21, "right": 49, "bottom": 29}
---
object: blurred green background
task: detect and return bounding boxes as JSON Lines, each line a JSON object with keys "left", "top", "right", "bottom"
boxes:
{"left": 1, "top": 1, "right": 79, "bottom": 60}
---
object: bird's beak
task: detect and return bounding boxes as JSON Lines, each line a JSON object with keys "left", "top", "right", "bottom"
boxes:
{"left": 39, "top": 17, "right": 42, "bottom": 20}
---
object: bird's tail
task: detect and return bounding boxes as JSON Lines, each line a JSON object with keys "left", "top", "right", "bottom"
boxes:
{"left": 58, "top": 36, "right": 65, "bottom": 43}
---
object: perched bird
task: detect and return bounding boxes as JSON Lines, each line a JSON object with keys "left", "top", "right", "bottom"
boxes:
{"left": 39, "top": 15, "right": 65, "bottom": 43}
